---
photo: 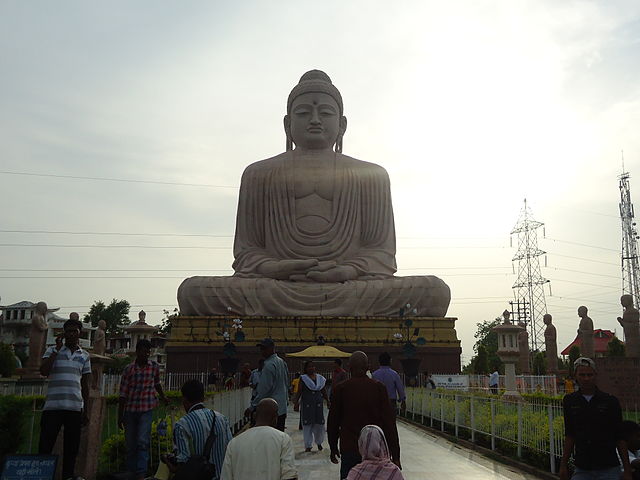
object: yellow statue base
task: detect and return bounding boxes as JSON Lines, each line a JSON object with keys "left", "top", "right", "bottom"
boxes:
{"left": 166, "top": 315, "right": 461, "bottom": 374}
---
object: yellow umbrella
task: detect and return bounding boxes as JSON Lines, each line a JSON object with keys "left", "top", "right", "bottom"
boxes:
{"left": 286, "top": 345, "right": 352, "bottom": 358}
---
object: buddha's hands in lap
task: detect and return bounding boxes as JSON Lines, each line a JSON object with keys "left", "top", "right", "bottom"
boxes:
{"left": 257, "top": 259, "right": 319, "bottom": 280}
{"left": 295, "top": 263, "right": 358, "bottom": 283}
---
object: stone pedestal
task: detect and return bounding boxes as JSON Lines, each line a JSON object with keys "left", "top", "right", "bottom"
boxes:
{"left": 166, "top": 315, "right": 462, "bottom": 374}
{"left": 503, "top": 362, "right": 521, "bottom": 399}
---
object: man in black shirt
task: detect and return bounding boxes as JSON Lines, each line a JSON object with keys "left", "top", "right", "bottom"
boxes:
{"left": 560, "top": 357, "right": 632, "bottom": 480}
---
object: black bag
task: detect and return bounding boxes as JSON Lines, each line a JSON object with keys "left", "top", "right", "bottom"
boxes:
{"left": 173, "top": 410, "right": 217, "bottom": 480}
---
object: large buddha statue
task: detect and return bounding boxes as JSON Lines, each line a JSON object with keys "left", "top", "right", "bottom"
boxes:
{"left": 178, "top": 70, "right": 451, "bottom": 317}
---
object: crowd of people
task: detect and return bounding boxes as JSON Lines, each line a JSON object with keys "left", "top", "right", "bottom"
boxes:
{"left": 35, "top": 323, "right": 640, "bottom": 480}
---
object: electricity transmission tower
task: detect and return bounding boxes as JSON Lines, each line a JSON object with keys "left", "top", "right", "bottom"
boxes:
{"left": 619, "top": 167, "right": 640, "bottom": 313}
{"left": 510, "top": 199, "right": 549, "bottom": 352}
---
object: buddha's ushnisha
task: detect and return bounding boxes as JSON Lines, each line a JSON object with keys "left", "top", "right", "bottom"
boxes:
{"left": 178, "top": 70, "right": 451, "bottom": 317}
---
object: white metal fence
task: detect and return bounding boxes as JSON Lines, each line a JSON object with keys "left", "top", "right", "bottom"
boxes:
{"left": 403, "top": 388, "right": 564, "bottom": 473}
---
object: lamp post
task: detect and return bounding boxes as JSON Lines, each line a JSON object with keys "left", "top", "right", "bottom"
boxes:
{"left": 492, "top": 309, "right": 524, "bottom": 399}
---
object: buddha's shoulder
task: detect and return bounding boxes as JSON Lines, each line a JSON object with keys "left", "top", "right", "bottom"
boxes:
{"left": 241, "top": 153, "right": 289, "bottom": 176}
{"left": 338, "top": 154, "right": 390, "bottom": 178}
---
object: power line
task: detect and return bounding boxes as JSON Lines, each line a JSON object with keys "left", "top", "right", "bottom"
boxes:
{"left": 549, "top": 253, "right": 619, "bottom": 267}
{"left": 0, "top": 229, "right": 233, "bottom": 238}
{"left": 549, "top": 278, "right": 618, "bottom": 289}
{"left": 545, "top": 237, "right": 619, "bottom": 252}
{"left": 0, "top": 243, "right": 508, "bottom": 250}
{"left": 546, "top": 267, "right": 621, "bottom": 280}
{"left": 0, "top": 170, "right": 238, "bottom": 189}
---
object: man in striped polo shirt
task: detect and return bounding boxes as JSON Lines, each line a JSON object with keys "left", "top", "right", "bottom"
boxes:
{"left": 163, "top": 379, "right": 233, "bottom": 480}
{"left": 39, "top": 315, "right": 91, "bottom": 480}
{"left": 118, "top": 338, "right": 168, "bottom": 480}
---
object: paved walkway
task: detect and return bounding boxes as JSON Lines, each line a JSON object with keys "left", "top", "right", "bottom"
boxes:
{"left": 286, "top": 408, "right": 541, "bottom": 480}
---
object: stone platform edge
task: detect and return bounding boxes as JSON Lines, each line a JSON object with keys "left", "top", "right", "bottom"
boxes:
{"left": 166, "top": 315, "right": 461, "bottom": 348}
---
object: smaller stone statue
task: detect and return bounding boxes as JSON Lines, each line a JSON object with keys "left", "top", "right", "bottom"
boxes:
{"left": 517, "top": 321, "right": 530, "bottom": 373}
{"left": 502, "top": 310, "right": 511, "bottom": 324}
{"left": 91, "top": 319, "right": 107, "bottom": 389}
{"left": 138, "top": 310, "right": 146, "bottom": 323}
{"left": 577, "top": 305, "right": 594, "bottom": 359}
{"left": 93, "top": 320, "right": 106, "bottom": 356}
{"left": 618, "top": 294, "right": 640, "bottom": 357}
{"left": 26, "top": 302, "right": 48, "bottom": 373}
{"left": 544, "top": 314, "right": 558, "bottom": 372}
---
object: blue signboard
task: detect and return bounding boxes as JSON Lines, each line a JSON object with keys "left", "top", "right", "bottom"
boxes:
{"left": 1, "top": 455, "right": 57, "bottom": 480}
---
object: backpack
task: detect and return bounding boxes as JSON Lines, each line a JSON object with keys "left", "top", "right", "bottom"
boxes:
{"left": 173, "top": 409, "right": 217, "bottom": 480}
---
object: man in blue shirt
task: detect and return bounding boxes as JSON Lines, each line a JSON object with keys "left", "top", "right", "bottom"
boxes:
{"left": 244, "top": 338, "right": 289, "bottom": 431}
{"left": 372, "top": 352, "right": 406, "bottom": 413}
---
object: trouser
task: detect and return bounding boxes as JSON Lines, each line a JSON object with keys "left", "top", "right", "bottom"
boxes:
{"left": 123, "top": 410, "right": 153, "bottom": 475}
{"left": 571, "top": 466, "right": 624, "bottom": 480}
{"left": 340, "top": 451, "right": 362, "bottom": 480}
{"left": 276, "top": 413, "right": 287, "bottom": 431}
{"left": 490, "top": 385, "right": 498, "bottom": 394}
{"left": 39, "top": 410, "right": 82, "bottom": 479}
{"left": 302, "top": 424, "right": 325, "bottom": 449}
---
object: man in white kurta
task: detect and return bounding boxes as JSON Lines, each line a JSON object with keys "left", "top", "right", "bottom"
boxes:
{"left": 221, "top": 399, "right": 297, "bottom": 480}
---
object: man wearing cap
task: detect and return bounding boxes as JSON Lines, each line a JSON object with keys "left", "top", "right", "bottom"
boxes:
{"left": 560, "top": 357, "right": 633, "bottom": 480}
{"left": 244, "top": 338, "right": 290, "bottom": 431}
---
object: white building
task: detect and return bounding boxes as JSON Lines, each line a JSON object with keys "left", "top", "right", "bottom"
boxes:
{"left": 0, "top": 301, "right": 96, "bottom": 357}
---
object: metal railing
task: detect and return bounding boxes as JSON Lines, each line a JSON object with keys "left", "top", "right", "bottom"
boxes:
{"left": 403, "top": 388, "right": 564, "bottom": 473}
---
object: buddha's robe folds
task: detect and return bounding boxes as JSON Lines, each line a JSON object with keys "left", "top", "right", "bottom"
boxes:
{"left": 178, "top": 152, "right": 451, "bottom": 317}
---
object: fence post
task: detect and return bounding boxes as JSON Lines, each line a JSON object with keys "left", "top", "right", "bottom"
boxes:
{"left": 517, "top": 401, "right": 523, "bottom": 458}
{"left": 440, "top": 392, "right": 445, "bottom": 432}
{"left": 430, "top": 391, "right": 434, "bottom": 428}
{"left": 548, "top": 404, "right": 556, "bottom": 474}
{"left": 470, "top": 395, "right": 475, "bottom": 443}
{"left": 421, "top": 389, "right": 426, "bottom": 423}
{"left": 490, "top": 397, "right": 496, "bottom": 451}
{"left": 454, "top": 394, "right": 459, "bottom": 437}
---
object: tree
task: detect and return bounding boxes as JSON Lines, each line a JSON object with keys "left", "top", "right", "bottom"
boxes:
{"left": 467, "top": 318, "right": 503, "bottom": 374}
{"left": 607, "top": 336, "right": 625, "bottom": 357}
{"left": 157, "top": 308, "right": 178, "bottom": 336}
{"left": 473, "top": 344, "right": 490, "bottom": 374}
{"left": 532, "top": 351, "right": 546, "bottom": 375}
{"left": 84, "top": 299, "right": 131, "bottom": 336}
{"left": 568, "top": 345, "right": 581, "bottom": 373}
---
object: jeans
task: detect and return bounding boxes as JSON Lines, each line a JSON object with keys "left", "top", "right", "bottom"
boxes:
{"left": 572, "top": 466, "right": 623, "bottom": 480}
{"left": 39, "top": 410, "right": 82, "bottom": 479}
{"left": 340, "top": 451, "right": 362, "bottom": 479}
{"left": 124, "top": 410, "right": 153, "bottom": 475}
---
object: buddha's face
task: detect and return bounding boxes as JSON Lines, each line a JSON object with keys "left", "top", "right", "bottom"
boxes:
{"left": 287, "top": 92, "right": 343, "bottom": 151}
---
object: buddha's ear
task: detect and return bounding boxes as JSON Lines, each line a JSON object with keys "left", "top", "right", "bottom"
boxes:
{"left": 283, "top": 115, "right": 293, "bottom": 151}
{"left": 340, "top": 116, "right": 347, "bottom": 136}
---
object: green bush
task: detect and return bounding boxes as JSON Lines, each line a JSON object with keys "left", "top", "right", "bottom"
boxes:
{"left": 0, "top": 343, "right": 17, "bottom": 378}
{"left": 0, "top": 396, "right": 32, "bottom": 457}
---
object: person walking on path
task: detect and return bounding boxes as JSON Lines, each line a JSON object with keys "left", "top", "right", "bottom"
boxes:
{"left": 333, "top": 359, "right": 348, "bottom": 387}
{"left": 118, "top": 339, "right": 169, "bottom": 480}
{"left": 559, "top": 357, "right": 633, "bottom": 480}
{"left": 489, "top": 370, "right": 499, "bottom": 394}
{"left": 346, "top": 425, "right": 404, "bottom": 480}
{"left": 222, "top": 398, "right": 298, "bottom": 480}
{"left": 328, "top": 351, "right": 401, "bottom": 479}
{"left": 244, "top": 338, "right": 290, "bottom": 431}
{"left": 239, "top": 363, "right": 252, "bottom": 388}
{"left": 294, "top": 360, "right": 330, "bottom": 452}
{"left": 39, "top": 316, "right": 91, "bottom": 480}
{"left": 162, "top": 379, "right": 233, "bottom": 480}
{"left": 372, "top": 352, "right": 406, "bottom": 413}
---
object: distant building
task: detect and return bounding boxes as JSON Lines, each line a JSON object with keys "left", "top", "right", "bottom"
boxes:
{"left": 561, "top": 329, "right": 619, "bottom": 358}
{"left": 105, "top": 315, "right": 166, "bottom": 367}
{"left": 0, "top": 301, "right": 96, "bottom": 358}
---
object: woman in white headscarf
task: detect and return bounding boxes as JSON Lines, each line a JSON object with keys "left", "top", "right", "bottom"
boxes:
{"left": 293, "top": 360, "right": 330, "bottom": 451}
{"left": 347, "top": 425, "right": 404, "bottom": 480}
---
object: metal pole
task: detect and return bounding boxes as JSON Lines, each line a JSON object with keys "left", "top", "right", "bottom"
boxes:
{"left": 430, "top": 391, "right": 434, "bottom": 428}
{"left": 548, "top": 404, "right": 556, "bottom": 474}
{"left": 470, "top": 396, "right": 475, "bottom": 443}
{"left": 517, "top": 401, "right": 523, "bottom": 458}
{"left": 440, "top": 393, "right": 445, "bottom": 432}
{"left": 454, "top": 394, "right": 459, "bottom": 437}
{"left": 490, "top": 398, "right": 496, "bottom": 451}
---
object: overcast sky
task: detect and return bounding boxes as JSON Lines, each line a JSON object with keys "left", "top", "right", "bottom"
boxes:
{"left": 1, "top": 1, "right": 640, "bottom": 364}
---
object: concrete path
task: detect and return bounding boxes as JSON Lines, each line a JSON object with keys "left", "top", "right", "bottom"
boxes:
{"left": 287, "top": 408, "right": 541, "bottom": 480}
